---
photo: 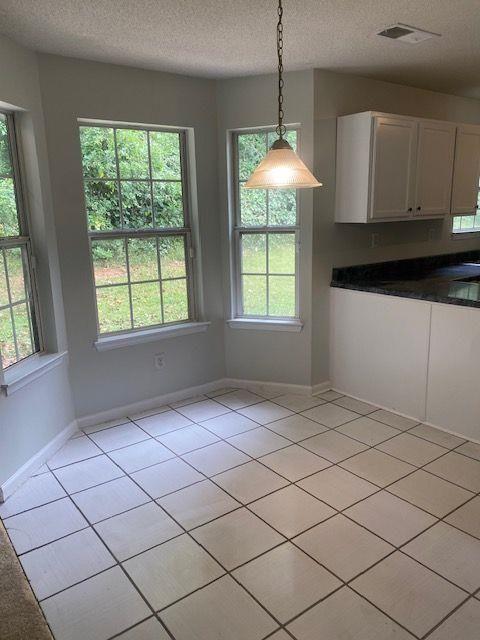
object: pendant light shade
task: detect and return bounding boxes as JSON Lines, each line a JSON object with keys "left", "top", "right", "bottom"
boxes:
{"left": 244, "top": 138, "right": 322, "bottom": 189}
{"left": 245, "top": 0, "right": 322, "bottom": 190}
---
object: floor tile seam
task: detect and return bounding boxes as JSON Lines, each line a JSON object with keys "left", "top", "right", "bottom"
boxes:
{"left": 286, "top": 540, "right": 421, "bottom": 638}
{"left": 80, "top": 427, "right": 297, "bottom": 633}
{"left": 50, "top": 467, "right": 127, "bottom": 497}
{"left": 419, "top": 592, "right": 477, "bottom": 640}
{"left": 88, "top": 433, "right": 154, "bottom": 455}
{"left": 105, "top": 614, "right": 160, "bottom": 640}
{"left": 45, "top": 464, "right": 176, "bottom": 639}
{"left": 46, "top": 451, "right": 105, "bottom": 472}
{"left": 14, "top": 397, "right": 479, "bottom": 637}
{"left": 0, "top": 492, "right": 69, "bottom": 521}
{"left": 81, "top": 417, "right": 135, "bottom": 436}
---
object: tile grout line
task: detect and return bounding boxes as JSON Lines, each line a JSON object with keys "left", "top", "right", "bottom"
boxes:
{"left": 2, "top": 389, "right": 479, "bottom": 640}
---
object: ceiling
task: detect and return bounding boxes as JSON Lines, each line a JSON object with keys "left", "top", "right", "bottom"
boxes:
{"left": 1, "top": 0, "right": 480, "bottom": 98}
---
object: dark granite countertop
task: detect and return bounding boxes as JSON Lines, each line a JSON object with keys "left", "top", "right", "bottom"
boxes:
{"left": 331, "top": 250, "right": 480, "bottom": 308}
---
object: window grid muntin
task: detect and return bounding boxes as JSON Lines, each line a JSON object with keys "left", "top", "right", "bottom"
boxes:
{"left": 80, "top": 123, "right": 195, "bottom": 337}
{"left": 81, "top": 124, "right": 187, "bottom": 233}
{"left": 233, "top": 128, "right": 299, "bottom": 320}
{"left": 90, "top": 231, "right": 194, "bottom": 337}
{"left": 0, "top": 112, "right": 42, "bottom": 368}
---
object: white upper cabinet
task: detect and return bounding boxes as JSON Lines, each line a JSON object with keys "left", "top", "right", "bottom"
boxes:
{"left": 370, "top": 116, "right": 417, "bottom": 220}
{"left": 414, "top": 121, "right": 456, "bottom": 217}
{"left": 335, "top": 111, "right": 467, "bottom": 223}
{"left": 451, "top": 125, "right": 480, "bottom": 215}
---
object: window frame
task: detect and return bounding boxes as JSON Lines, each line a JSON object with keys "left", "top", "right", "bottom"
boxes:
{"left": 79, "top": 121, "right": 198, "bottom": 338}
{"left": 0, "top": 111, "right": 43, "bottom": 371}
{"left": 230, "top": 126, "right": 300, "bottom": 321}
{"left": 452, "top": 180, "right": 480, "bottom": 236}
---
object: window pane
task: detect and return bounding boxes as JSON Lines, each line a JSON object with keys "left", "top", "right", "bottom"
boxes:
{"left": 5, "top": 247, "right": 26, "bottom": 302}
{"left": 269, "top": 275, "right": 295, "bottom": 317}
{"left": 238, "top": 133, "right": 267, "bottom": 181}
{"left": 128, "top": 238, "right": 158, "bottom": 282}
{"left": 91, "top": 239, "right": 127, "bottom": 285}
{"left": 121, "top": 181, "right": 152, "bottom": 229}
{"left": 150, "top": 131, "right": 181, "bottom": 180}
{"left": 131, "top": 282, "right": 162, "bottom": 328}
{"left": 0, "top": 177, "right": 20, "bottom": 237}
{"left": 153, "top": 182, "right": 184, "bottom": 227}
{"left": 79, "top": 127, "right": 116, "bottom": 179}
{"left": 242, "top": 275, "right": 267, "bottom": 315}
{"left": 241, "top": 234, "right": 266, "bottom": 273}
{"left": 452, "top": 217, "right": 462, "bottom": 231}
{"left": 461, "top": 215, "right": 475, "bottom": 230}
{"left": 268, "top": 189, "right": 297, "bottom": 226}
{"left": 240, "top": 187, "right": 267, "bottom": 226}
{"left": 159, "top": 236, "right": 186, "bottom": 279}
{"left": 96, "top": 285, "right": 131, "bottom": 333}
{"left": 0, "top": 308, "right": 15, "bottom": 367}
{"left": 0, "top": 255, "right": 8, "bottom": 306}
{"left": 116, "top": 129, "right": 149, "bottom": 179}
{"left": 162, "top": 279, "right": 189, "bottom": 323}
{"left": 84, "top": 180, "right": 121, "bottom": 231}
{"left": 12, "top": 302, "right": 33, "bottom": 360}
{"left": 269, "top": 234, "right": 295, "bottom": 274}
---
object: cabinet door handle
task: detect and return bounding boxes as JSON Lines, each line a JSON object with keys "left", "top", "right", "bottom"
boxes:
{"left": 475, "top": 205, "right": 479, "bottom": 210}
{"left": 416, "top": 206, "right": 422, "bottom": 211}
{"left": 407, "top": 207, "right": 413, "bottom": 212}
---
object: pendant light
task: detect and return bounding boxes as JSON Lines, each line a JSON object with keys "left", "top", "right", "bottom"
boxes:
{"left": 244, "top": 0, "right": 322, "bottom": 189}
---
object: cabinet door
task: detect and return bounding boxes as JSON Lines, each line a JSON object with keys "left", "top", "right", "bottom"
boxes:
{"left": 414, "top": 121, "right": 456, "bottom": 216}
{"left": 370, "top": 117, "right": 417, "bottom": 220}
{"left": 451, "top": 125, "right": 480, "bottom": 214}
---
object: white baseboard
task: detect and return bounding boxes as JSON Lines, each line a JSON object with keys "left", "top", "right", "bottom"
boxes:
{"left": 0, "top": 419, "right": 78, "bottom": 503}
{"left": 77, "top": 378, "right": 232, "bottom": 429}
{"left": 77, "top": 377, "right": 333, "bottom": 429}
{"left": 311, "top": 381, "right": 333, "bottom": 396}
{"left": 421, "top": 420, "right": 480, "bottom": 446}
{"left": 225, "top": 377, "right": 331, "bottom": 398}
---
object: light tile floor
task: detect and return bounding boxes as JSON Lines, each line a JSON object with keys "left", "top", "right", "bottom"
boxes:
{"left": 2, "top": 388, "right": 480, "bottom": 640}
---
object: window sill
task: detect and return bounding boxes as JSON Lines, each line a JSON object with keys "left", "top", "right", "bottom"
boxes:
{"left": 1, "top": 351, "right": 68, "bottom": 396}
{"left": 227, "top": 318, "right": 304, "bottom": 332}
{"left": 94, "top": 321, "right": 211, "bottom": 352}
{"left": 452, "top": 230, "right": 480, "bottom": 239}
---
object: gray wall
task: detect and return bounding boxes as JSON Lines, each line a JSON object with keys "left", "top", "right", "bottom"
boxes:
{"left": 217, "top": 71, "right": 316, "bottom": 387}
{"left": 311, "top": 69, "right": 480, "bottom": 384}
{"left": 37, "top": 55, "right": 225, "bottom": 418}
{"left": 0, "top": 36, "right": 75, "bottom": 487}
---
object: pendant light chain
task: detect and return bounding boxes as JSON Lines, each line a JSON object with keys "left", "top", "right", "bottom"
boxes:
{"left": 276, "top": 0, "right": 286, "bottom": 140}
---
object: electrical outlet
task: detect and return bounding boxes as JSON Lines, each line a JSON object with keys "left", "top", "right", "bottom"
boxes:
{"left": 154, "top": 353, "right": 165, "bottom": 370}
{"left": 370, "top": 232, "right": 380, "bottom": 248}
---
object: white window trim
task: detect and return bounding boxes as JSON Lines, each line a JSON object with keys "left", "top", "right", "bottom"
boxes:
{"left": 94, "top": 321, "right": 210, "bottom": 351}
{"left": 2, "top": 351, "right": 67, "bottom": 396}
{"left": 227, "top": 318, "right": 303, "bottom": 332}
{"left": 451, "top": 228, "right": 480, "bottom": 239}
{"left": 79, "top": 120, "right": 201, "bottom": 340}
{"left": 228, "top": 126, "right": 302, "bottom": 325}
{"left": 0, "top": 111, "right": 44, "bottom": 372}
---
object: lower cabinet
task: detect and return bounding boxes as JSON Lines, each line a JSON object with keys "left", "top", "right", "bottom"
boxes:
{"left": 330, "top": 287, "right": 480, "bottom": 441}
{"left": 427, "top": 304, "right": 480, "bottom": 442}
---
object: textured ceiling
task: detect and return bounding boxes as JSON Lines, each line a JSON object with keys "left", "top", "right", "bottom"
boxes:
{"left": 1, "top": 0, "right": 480, "bottom": 97}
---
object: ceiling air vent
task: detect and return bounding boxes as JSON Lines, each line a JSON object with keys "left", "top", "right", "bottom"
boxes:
{"left": 377, "top": 23, "right": 441, "bottom": 44}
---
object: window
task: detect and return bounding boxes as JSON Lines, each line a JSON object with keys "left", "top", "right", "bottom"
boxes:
{"left": 79, "top": 124, "right": 195, "bottom": 335}
{"left": 232, "top": 129, "right": 299, "bottom": 319}
{"left": 0, "top": 113, "right": 41, "bottom": 369}
{"left": 452, "top": 180, "right": 480, "bottom": 234}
